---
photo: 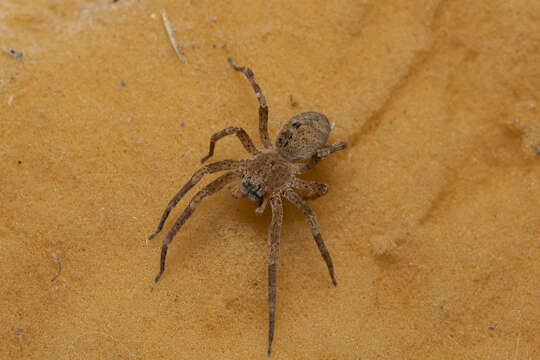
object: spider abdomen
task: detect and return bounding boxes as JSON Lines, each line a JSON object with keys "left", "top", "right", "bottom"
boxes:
{"left": 275, "top": 111, "right": 331, "bottom": 161}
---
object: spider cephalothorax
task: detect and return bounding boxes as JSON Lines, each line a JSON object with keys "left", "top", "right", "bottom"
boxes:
{"left": 148, "top": 58, "right": 347, "bottom": 356}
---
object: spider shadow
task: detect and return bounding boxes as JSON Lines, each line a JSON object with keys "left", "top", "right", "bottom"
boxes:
{"left": 151, "top": 155, "right": 345, "bottom": 285}
{"left": 155, "top": 187, "right": 272, "bottom": 275}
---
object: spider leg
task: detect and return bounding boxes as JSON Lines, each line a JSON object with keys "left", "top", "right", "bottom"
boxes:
{"left": 227, "top": 57, "right": 272, "bottom": 149}
{"left": 283, "top": 189, "right": 337, "bottom": 286}
{"left": 148, "top": 160, "right": 243, "bottom": 242}
{"left": 267, "top": 194, "right": 283, "bottom": 356}
{"left": 155, "top": 171, "right": 239, "bottom": 283}
{"left": 292, "top": 178, "right": 328, "bottom": 201}
{"left": 295, "top": 140, "right": 348, "bottom": 174}
{"left": 201, "top": 126, "right": 257, "bottom": 163}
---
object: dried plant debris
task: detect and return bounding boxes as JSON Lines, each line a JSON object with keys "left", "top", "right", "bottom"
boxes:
{"left": 289, "top": 94, "right": 299, "bottom": 107}
{"left": 161, "top": 9, "right": 186, "bottom": 64}
{"left": 2, "top": 46, "right": 23, "bottom": 61}
{"left": 51, "top": 255, "right": 61, "bottom": 282}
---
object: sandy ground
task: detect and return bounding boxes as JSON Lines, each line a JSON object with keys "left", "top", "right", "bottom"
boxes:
{"left": 1, "top": 0, "right": 539, "bottom": 359}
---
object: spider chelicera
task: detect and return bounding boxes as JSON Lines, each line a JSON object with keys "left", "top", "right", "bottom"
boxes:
{"left": 148, "top": 57, "right": 347, "bottom": 356}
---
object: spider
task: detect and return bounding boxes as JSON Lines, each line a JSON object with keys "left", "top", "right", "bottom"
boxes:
{"left": 148, "top": 57, "right": 347, "bottom": 356}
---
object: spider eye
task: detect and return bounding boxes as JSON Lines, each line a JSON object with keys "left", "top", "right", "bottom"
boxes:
{"left": 241, "top": 178, "right": 263, "bottom": 202}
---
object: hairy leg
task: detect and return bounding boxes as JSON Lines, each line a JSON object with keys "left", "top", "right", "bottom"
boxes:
{"left": 292, "top": 178, "right": 328, "bottom": 201}
{"left": 227, "top": 57, "right": 272, "bottom": 149}
{"left": 155, "top": 171, "right": 239, "bottom": 283}
{"left": 148, "top": 160, "right": 243, "bottom": 242}
{"left": 267, "top": 194, "right": 283, "bottom": 356}
{"left": 283, "top": 189, "right": 337, "bottom": 286}
{"left": 201, "top": 126, "right": 257, "bottom": 163}
{"left": 295, "top": 140, "right": 347, "bottom": 174}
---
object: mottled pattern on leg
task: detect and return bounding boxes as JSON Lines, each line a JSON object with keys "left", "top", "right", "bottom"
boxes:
{"left": 228, "top": 57, "right": 272, "bottom": 149}
{"left": 201, "top": 126, "right": 257, "bottom": 163}
{"left": 292, "top": 178, "right": 328, "bottom": 200}
{"left": 148, "top": 160, "right": 243, "bottom": 242}
{"left": 295, "top": 140, "right": 347, "bottom": 174}
{"left": 154, "top": 171, "right": 239, "bottom": 282}
{"left": 267, "top": 194, "right": 283, "bottom": 356}
{"left": 283, "top": 189, "right": 337, "bottom": 286}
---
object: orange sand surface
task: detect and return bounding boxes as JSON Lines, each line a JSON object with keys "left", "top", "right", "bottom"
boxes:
{"left": 1, "top": 1, "right": 539, "bottom": 359}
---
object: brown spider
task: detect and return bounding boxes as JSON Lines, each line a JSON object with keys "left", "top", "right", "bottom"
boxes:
{"left": 148, "top": 57, "right": 347, "bottom": 356}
